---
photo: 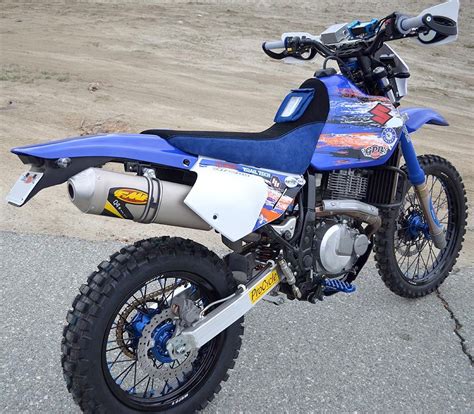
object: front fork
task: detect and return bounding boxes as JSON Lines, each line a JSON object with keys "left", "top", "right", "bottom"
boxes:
{"left": 399, "top": 128, "right": 446, "bottom": 249}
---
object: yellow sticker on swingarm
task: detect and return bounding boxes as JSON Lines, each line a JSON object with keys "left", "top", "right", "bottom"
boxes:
{"left": 249, "top": 270, "right": 280, "bottom": 304}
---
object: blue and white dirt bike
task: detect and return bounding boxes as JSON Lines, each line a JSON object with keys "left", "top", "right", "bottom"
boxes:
{"left": 7, "top": 1, "right": 467, "bottom": 412}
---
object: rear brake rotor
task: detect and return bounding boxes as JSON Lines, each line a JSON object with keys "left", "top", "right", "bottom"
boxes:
{"left": 137, "top": 309, "right": 198, "bottom": 380}
{"left": 116, "top": 286, "right": 174, "bottom": 358}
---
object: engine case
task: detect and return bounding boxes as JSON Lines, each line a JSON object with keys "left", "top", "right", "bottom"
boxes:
{"left": 315, "top": 221, "right": 369, "bottom": 275}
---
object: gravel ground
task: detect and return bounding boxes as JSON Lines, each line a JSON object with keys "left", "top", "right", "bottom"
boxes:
{"left": 0, "top": 231, "right": 472, "bottom": 413}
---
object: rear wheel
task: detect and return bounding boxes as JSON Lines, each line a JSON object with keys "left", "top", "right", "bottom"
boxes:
{"left": 62, "top": 237, "right": 243, "bottom": 413}
{"left": 374, "top": 155, "right": 467, "bottom": 298}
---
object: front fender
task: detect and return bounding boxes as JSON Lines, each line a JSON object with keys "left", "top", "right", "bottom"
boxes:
{"left": 400, "top": 107, "right": 449, "bottom": 134}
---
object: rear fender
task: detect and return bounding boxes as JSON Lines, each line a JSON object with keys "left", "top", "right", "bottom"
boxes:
{"left": 9, "top": 156, "right": 112, "bottom": 205}
{"left": 400, "top": 108, "right": 449, "bottom": 134}
{"left": 9, "top": 133, "right": 197, "bottom": 205}
{"left": 11, "top": 133, "right": 197, "bottom": 168}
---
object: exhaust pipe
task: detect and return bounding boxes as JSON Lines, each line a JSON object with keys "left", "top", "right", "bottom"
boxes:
{"left": 67, "top": 168, "right": 210, "bottom": 230}
{"left": 315, "top": 199, "right": 382, "bottom": 237}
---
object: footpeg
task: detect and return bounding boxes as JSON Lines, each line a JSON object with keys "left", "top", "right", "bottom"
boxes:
{"left": 322, "top": 279, "right": 356, "bottom": 294}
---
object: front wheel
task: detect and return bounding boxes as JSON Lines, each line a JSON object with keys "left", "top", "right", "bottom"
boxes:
{"left": 62, "top": 237, "right": 243, "bottom": 413}
{"left": 374, "top": 155, "right": 467, "bottom": 298}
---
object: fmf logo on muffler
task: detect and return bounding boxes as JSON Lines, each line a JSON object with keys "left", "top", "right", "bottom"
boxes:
{"left": 113, "top": 188, "right": 148, "bottom": 205}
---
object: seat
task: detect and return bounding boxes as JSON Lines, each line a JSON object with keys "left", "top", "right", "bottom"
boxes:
{"left": 142, "top": 78, "right": 329, "bottom": 174}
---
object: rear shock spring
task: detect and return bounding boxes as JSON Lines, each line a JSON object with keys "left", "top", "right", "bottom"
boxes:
{"left": 256, "top": 245, "right": 278, "bottom": 263}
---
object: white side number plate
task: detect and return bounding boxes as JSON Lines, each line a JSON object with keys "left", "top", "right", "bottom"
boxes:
{"left": 6, "top": 171, "right": 44, "bottom": 206}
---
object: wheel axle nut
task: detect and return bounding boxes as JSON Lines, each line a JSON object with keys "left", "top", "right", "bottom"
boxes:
{"left": 176, "top": 345, "right": 187, "bottom": 354}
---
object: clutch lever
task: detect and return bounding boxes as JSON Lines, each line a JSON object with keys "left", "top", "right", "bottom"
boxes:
{"left": 291, "top": 48, "right": 318, "bottom": 61}
{"left": 262, "top": 37, "right": 318, "bottom": 61}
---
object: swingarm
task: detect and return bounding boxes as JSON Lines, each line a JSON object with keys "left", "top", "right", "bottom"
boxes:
{"left": 166, "top": 262, "right": 281, "bottom": 359}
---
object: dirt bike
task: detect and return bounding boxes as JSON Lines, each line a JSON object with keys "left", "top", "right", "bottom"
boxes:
{"left": 7, "top": 0, "right": 467, "bottom": 412}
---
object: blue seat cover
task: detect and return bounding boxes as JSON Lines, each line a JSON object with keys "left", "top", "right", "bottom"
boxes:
{"left": 142, "top": 78, "right": 329, "bottom": 174}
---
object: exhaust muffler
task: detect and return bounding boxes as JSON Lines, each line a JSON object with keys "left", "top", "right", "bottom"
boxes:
{"left": 67, "top": 168, "right": 210, "bottom": 230}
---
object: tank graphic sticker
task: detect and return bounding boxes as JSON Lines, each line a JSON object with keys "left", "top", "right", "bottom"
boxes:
{"left": 369, "top": 103, "right": 393, "bottom": 125}
{"left": 311, "top": 75, "right": 404, "bottom": 170}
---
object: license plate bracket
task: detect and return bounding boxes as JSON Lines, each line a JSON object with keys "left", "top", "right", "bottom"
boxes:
{"left": 6, "top": 170, "right": 44, "bottom": 206}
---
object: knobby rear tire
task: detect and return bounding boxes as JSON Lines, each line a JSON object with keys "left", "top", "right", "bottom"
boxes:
{"left": 61, "top": 236, "right": 244, "bottom": 413}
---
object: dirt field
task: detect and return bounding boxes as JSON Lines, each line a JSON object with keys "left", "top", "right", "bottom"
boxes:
{"left": 1, "top": 0, "right": 473, "bottom": 264}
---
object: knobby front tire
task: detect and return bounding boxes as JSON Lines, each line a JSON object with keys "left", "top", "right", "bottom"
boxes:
{"left": 374, "top": 155, "right": 467, "bottom": 298}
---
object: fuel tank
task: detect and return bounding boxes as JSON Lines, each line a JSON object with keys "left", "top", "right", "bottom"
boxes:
{"left": 311, "top": 74, "right": 404, "bottom": 171}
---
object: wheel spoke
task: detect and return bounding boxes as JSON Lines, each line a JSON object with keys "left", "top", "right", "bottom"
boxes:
{"left": 160, "top": 379, "right": 173, "bottom": 396}
{"left": 132, "top": 374, "right": 150, "bottom": 391}
{"left": 103, "top": 273, "right": 220, "bottom": 405}
{"left": 392, "top": 167, "right": 459, "bottom": 284}
{"left": 143, "top": 377, "right": 151, "bottom": 398}
{"left": 113, "top": 360, "right": 137, "bottom": 383}
{"left": 108, "top": 349, "right": 124, "bottom": 368}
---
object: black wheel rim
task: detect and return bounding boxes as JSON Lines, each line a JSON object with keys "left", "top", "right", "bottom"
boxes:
{"left": 394, "top": 172, "right": 457, "bottom": 285}
{"left": 101, "top": 272, "right": 220, "bottom": 410}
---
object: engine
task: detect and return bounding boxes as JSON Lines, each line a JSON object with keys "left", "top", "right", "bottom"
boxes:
{"left": 316, "top": 171, "right": 370, "bottom": 275}
{"left": 314, "top": 219, "right": 369, "bottom": 275}
{"left": 313, "top": 195, "right": 381, "bottom": 275}
{"left": 311, "top": 163, "right": 401, "bottom": 276}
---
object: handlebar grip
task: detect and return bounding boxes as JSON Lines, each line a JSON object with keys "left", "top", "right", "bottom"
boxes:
{"left": 397, "top": 14, "right": 425, "bottom": 33}
{"left": 263, "top": 40, "right": 285, "bottom": 50}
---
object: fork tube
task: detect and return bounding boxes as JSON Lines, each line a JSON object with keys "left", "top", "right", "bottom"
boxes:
{"left": 400, "top": 129, "right": 447, "bottom": 249}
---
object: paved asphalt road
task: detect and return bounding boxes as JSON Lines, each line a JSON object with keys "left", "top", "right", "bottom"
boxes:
{"left": 1, "top": 231, "right": 472, "bottom": 413}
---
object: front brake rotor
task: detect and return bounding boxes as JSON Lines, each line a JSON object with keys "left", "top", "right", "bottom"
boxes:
{"left": 395, "top": 207, "right": 426, "bottom": 257}
{"left": 395, "top": 238, "right": 425, "bottom": 257}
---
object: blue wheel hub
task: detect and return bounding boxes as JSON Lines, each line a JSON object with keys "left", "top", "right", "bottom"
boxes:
{"left": 406, "top": 213, "right": 430, "bottom": 240}
{"left": 126, "top": 310, "right": 175, "bottom": 363}
{"left": 150, "top": 322, "right": 176, "bottom": 363}
{"left": 126, "top": 311, "right": 154, "bottom": 350}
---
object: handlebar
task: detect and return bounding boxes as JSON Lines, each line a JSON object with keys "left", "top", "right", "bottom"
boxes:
{"left": 263, "top": 40, "right": 285, "bottom": 50}
{"left": 263, "top": 4, "right": 457, "bottom": 61}
{"left": 396, "top": 13, "right": 426, "bottom": 34}
{"left": 395, "top": 11, "right": 457, "bottom": 38}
